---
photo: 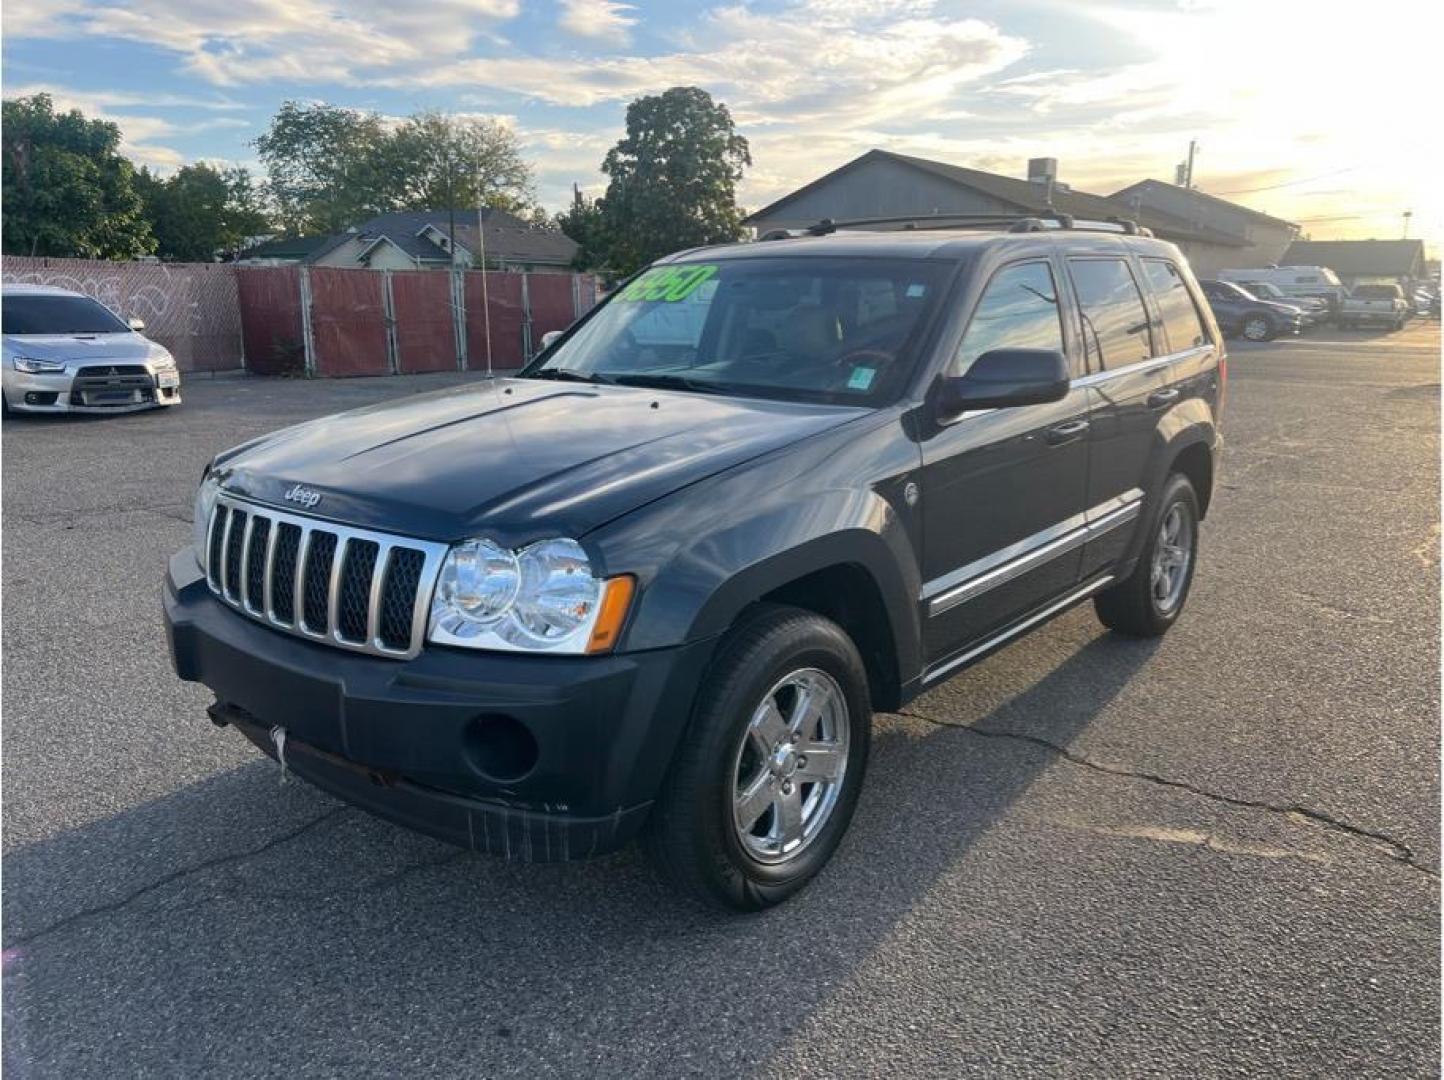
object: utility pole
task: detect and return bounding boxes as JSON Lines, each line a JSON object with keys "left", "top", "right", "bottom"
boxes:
{"left": 447, "top": 152, "right": 457, "bottom": 266}
{"left": 1403, "top": 209, "right": 1413, "bottom": 239}
{"left": 1184, "top": 139, "right": 1198, "bottom": 189}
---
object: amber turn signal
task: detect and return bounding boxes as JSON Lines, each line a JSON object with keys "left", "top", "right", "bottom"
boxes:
{"left": 586, "top": 575, "right": 636, "bottom": 654}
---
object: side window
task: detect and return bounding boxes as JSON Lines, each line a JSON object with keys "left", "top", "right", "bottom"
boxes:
{"left": 1141, "top": 258, "right": 1208, "bottom": 351}
{"left": 1067, "top": 258, "right": 1154, "bottom": 370}
{"left": 950, "top": 261, "right": 1065, "bottom": 377}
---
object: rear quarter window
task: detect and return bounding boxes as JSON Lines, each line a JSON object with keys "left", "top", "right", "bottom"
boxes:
{"left": 1140, "top": 258, "right": 1209, "bottom": 352}
{"left": 1066, "top": 258, "right": 1155, "bottom": 370}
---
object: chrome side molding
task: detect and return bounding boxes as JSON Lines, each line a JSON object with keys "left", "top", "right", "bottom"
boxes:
{"left": 924, "top": 489, "right": 1143, "bottom": 617}
{"left": 922, "top": 575, "right": 1116, "bottom": 684}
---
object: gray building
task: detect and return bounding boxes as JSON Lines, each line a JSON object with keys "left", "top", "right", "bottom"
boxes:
{"left": 743, "top": 150, "right": 1250, "bottom": 271}
{"left": 1278, "top": 239, "right": 1426, "bottom": 288}
{"left": 1110, "top": 180, "right": 1299, "bottom": 274}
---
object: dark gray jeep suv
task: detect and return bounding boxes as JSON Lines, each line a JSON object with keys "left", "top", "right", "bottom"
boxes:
{"left": 164, "top": 214, "right": 1224, "bottom": 910}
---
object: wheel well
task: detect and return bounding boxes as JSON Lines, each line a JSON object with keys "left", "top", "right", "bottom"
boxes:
{"left": 759, "top": 564, "right": 899, "bottom": 712}
{"left": 1171, "top": 441, "right": 1214, "bottom": 518}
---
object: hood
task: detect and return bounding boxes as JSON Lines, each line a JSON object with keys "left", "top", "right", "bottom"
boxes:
{"left": 1258, "top": 300, "right": 1304, "bottom": 315}
{"left": 1, "top": 331, "right": 156, "bottom": 364}
{"left": 215, "top": 378, "right": 867, "bottom": 543}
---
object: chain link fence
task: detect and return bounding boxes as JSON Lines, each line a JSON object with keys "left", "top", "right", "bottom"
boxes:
{"left": 2, "top": 256, "right": 244, "bottom": 372}
{"left": 2, "top": 258, "right": 600, "bottom": 377}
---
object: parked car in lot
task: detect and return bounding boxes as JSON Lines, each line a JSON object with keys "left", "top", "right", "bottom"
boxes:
{"left": 1226, "top": 279, "right": 1328, "bottom": 325}
{"left": 1217, "top": 265, "right": 1348, "bottom": 317}
{"left": 1338, "top": 283, "right": 1409, "bottom": 330}
{"left": 1, "top": 284, "right": 181, "bottom": 414}
{"left": 165, "top": 216, "right": 1223, "bottom": 910}
{"left": 1199, "top": 278, "right": 1305, "bottom": 341}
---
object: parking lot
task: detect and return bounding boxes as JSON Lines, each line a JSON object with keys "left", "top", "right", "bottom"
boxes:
{"left": 3, "top": 320, "right": 1439, "bottom": 1076}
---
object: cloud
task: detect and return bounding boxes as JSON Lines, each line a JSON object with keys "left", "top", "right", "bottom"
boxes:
{"left": 4, "top": 82, "right": 246, "bottom": 112}
{"left": 5, "top": 83, "right": 253, "bottom": 172}
{"left": 408, "top": 6, "right": 1027, "bottom": 131}
{"left": 558, "top": 0, "right": 637, "bottom": 44}
{"left": 11, "top": 0, "right": 522, "bottom": 87}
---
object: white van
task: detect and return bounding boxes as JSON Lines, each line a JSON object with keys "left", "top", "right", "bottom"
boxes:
{"left": 1217, "top": 266, "right": 1348, "bottom": 316}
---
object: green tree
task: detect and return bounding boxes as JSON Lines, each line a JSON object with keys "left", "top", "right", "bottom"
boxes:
{"left": 253, "top": 101, "right": 393, "bottom": 234}
{"left": 598, "top": 86, "right": 750, "bottom": 274}
{"left": 555, "top": 187, "right": 611, "bottom": 272}
{"left": 385, "top": 110, "right": 536, "bottom": 214}
{"left": 254, "top": 102, "right": 538, "bottom": 234}
{"left": 2, "top": 93, "right": 154, "bottom": 258}
{"left": 137, "top": 163, "right": 271, "bottom": 261}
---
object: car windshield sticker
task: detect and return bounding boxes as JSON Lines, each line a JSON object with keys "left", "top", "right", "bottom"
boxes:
{"left": 847, "top": 366, "right": 876, "bottom": 391}
{"left": 905, "top": 283, "right": 928, "bottom": 298}
{"left": 616, "top": 265, "right": 719, "bottom": 303}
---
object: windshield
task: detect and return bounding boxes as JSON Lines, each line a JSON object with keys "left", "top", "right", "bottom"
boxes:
{"left": 1246, "top": 282, "right": 1285, "bottom": 299}
{"left": 1210, "top": 281, "right": 1253, "bottom": 300}
{"left": 1353, "top": 284, "right": 1401, "bottom": 300}
{"left": 529, "top": 256, "right": 952, "bottom": 405}
{"left": 2, "top": 294, "right": 130, "bottom": 335}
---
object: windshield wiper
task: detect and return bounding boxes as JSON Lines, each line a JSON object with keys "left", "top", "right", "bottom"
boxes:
{"left": 608, "top": 373, "right": 734, "bottom": 396}
{"left": 526, "top": 368, "right": 615, "bottom": 385}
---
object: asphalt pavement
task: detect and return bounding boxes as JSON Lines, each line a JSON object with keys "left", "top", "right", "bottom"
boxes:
{"left": 3, "top": 321, "right": 1439, "bottom": 1077}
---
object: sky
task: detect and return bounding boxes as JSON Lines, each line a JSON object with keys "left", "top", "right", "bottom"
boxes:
{"left": 4, "top": 0, "right": 1441, "bottom": 246}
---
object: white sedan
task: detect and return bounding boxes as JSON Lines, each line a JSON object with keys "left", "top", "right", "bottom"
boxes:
{"left": 2, "top": 284, "right": 181, "bottom": 415}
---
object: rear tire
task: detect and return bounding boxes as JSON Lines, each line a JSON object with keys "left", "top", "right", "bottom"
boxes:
{"left": 1094, "top": 473, "right": 1200, "bottom": 637}
{"left": 643, "top": 604, "right": 872, "bottom": 911}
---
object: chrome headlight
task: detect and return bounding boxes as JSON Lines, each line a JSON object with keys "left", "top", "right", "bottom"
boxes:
{"left": 13, "top": 356, "right": 66, "bottom": 374}
{"left": 429, "top": 537, "right": 633, "bottom": 654}
{"left": 193, "top": 470, "right": 220, "bottom": 566}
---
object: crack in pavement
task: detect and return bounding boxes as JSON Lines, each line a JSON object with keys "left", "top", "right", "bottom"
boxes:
{"left": 4, "top": 807, "right": 349, "bottom": 950}
{"left": 899, "top": 709, "right": 1440, "bottom": 880}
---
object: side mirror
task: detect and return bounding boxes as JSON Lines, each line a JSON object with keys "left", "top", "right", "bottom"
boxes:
{"left": 539, "top": 330, "right": 563, "bottom": 351}
{"left": 127, "top": 317, "right": 146, "bottom": 332}
{"left": 937, "top": 348, "right": 1070, "bottom": 417}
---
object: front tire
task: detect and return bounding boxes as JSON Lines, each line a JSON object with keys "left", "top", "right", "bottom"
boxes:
{"left": 644, "top": 604, "right": 872, "bottom": 911}
{"left": 1241, "top": 314, "right": 1275, "bottom": 341}
{"left": 1094, "top": 473, "right": 1200, "bottom": 637}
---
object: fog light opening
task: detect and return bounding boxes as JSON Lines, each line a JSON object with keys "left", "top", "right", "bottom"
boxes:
{"left": 465, "top": 714, "right": 539, "bottom": 782}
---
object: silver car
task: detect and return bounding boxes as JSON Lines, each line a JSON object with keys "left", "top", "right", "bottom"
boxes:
{"left": 2, "top": 284, "right": 181, "bottom": 414}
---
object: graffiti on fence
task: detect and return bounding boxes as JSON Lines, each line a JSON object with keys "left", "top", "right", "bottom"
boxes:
{"left": 1, "top": 256, "right": 244, "bottom": 372}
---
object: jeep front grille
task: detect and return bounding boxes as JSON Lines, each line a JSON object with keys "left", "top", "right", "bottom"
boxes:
{"left": 203, "top": 493, "right": 448, "bottom": 659}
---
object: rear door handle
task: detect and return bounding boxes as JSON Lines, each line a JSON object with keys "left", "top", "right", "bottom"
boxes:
{"left": 1147, "top": 388, "right": 1181, "bottom": 409}
{"left": 1044, "top": 419, "right": 1090, "bottom": 446}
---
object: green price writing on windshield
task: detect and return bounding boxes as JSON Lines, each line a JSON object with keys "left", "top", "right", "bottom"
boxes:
{"left": 616, "top": 264, "right": 718, "bottom": 302}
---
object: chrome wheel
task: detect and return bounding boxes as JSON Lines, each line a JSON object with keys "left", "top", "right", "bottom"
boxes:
{"left": 731, "top": 668, "right": 850, "bottom": 865}
{"left": 1150, "top": 502, "right": 1194, "bottom": 614}
{"left": 1242, "top": 315, "right": 1271, "bottom": 341}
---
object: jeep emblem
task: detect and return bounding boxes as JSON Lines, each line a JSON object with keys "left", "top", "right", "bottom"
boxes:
{"left": 283, "top": 484, "right": 322, "bottom": 509}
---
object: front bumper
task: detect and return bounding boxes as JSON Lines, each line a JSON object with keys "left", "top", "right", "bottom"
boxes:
{"left": 163, "top": 551, "right": 714, "bottom": 859}
{"left": 3, "top": 365, "right": 180, "bottom": 413}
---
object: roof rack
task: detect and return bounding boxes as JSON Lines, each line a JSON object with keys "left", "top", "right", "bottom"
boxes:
{"left": 798, "top": 212, "right": 1152, "bottom": 238}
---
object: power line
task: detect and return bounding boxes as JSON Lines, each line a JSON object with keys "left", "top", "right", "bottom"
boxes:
{"left": 1208, "top": 167, "right": 1358, "bottom": 196}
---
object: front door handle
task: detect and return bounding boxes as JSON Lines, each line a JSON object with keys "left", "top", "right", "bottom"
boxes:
{"left": 1147, "top": 387, "right": 1181, "bottom": 409}
{"left": 1044, "top": 419, "right": 1090, "bottom": 446}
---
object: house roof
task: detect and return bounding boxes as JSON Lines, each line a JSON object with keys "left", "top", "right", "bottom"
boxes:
{"left": 1279, "top": 239, "right": 1426, "bottom": 278}
{"left": 743, "top": 149, "right": 1247, "bottom": 247}
{"left": 310, "top": 209, "right": 578, "bottom": 268}
{"left": 234, "top": 234, "right": 333, "bottom": 261}
{"left": 1111, "top": 179, "right": 1299, "bottom": 231}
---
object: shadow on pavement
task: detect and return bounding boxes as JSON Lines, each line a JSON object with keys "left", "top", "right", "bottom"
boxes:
{"left": 3, "top": 627, "right": 1159, "bottom": 1077}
